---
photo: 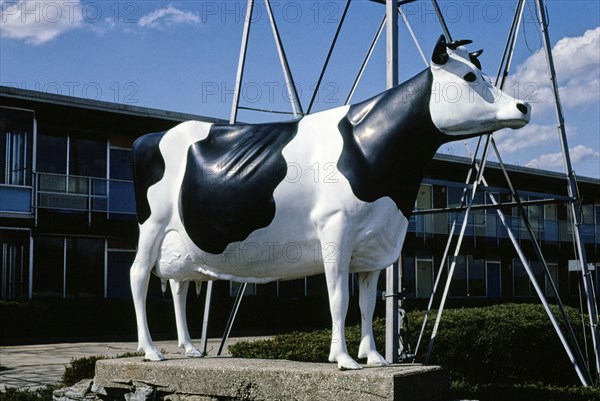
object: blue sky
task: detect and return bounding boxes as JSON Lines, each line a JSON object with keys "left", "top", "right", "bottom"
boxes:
{"left": 1, "top": 0, "right": 599, "bottom": 179}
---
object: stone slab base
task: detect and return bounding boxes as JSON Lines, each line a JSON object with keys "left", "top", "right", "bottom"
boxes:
{"left": 91, "top": 356, "right": 448, "bottom": 401}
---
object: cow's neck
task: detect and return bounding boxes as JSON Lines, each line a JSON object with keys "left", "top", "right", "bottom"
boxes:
{"left": 337, "top": 69, "right": 444, "bottom": 218}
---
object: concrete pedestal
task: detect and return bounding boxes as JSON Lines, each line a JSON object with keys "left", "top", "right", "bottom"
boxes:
{"left": 90, "top": 356, "right": 448, "bottom": 401}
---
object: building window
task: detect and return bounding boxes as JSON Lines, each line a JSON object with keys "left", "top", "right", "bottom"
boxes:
{"left": 1, "top": 230, "right": 30, "bottom": 300}
{"left": 37, "top": 133, "right": 67, "bottom": 174}
{"left": 33, "top": 236, "right": 105, "bottom": 298}
{"left": 449, "top": 255, "right": 486, "bottom": 297}
{"left": 411, "top": 184, "right": 434, "bottom": 233}
{"left": 69, "top": 136, "right": 107, "bottom": 178}
{"left": 33, "top": 237, "right": 64, "bottom": 297}
{"left": 107, "top": 248, "right": 135, "bottom": 299}
{"left": 37, "top": 132, "right": 107, "bottom": 178}
{"left": 487, "top": 260, "right": 502, "bottom": 298}
{"left": 415, "top": 255, "right": 434, "bottom": 298}
{"left": 110, "top": 148, "right": 133, "bottom": 181}
{"left": 65, "top": 238, "right": 104, "bottom": 298}
{"left": 1, "top": 107, "right": 34, "bottom": 186}
{"left": 513, "top": 258, "right": 558, "bottom": 297}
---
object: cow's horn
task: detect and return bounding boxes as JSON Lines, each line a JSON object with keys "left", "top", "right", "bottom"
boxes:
{"left": 432, "top": 35, "right": 449, "bottom": 65}
{"left": 469, "top": 49, "right": 483, "bottom": 69}
{"left": 447, "top": 39, "right": 473, "bottom": 50}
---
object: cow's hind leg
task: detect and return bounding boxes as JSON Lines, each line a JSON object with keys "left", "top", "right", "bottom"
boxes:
{"left": 131, "top": 221, "right": 165, "bottom": 361}
{"left": 357, "top": 270, "right": 388, "bottom": 366}
{"left": 170, "top": 279, "right": 202, "bottom": 357}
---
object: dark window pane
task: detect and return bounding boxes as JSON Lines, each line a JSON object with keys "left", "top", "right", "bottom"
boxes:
{"left": 110, "top": 148, "right": 133, "bottom": 181}
{"left": 450, "top": 255, "right": 467, "bottom": 296}
{"left": 33, "top": 237, "right": 64, "bottom": 297}
{"left": 37, "top": 133, "right": 67, "bottom": 174}
{"left": 69, "top": 136, "right": 106, "bottom": 178}
{"left": 402, "top": 255, "right": 415, "bottom": 298}
{"left": 469, "top": 257, "right": 486, "bottom": 296}
{"left": 66, "top": 238, "right": 104, "bottom": 298}
{"left": 514, "top": 259, "right": 530, "bottom": 296}
{"left": 107, "top": 250, "right": 134, "bottom": 299}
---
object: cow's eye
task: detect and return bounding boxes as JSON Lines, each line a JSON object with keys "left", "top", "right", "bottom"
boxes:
{"left": 464, "top": 72, "right": 477, "bottom": 82}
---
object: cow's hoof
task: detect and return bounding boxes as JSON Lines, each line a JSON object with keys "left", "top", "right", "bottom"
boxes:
{"left": 144, "top": 349, "right": 164, "bottom": 361}
{"left": 337, "top": 355, "right": 362, "bottom": 370}
{"left": 185, "top": 347, "right": 203, "bottom": 357}
{"left": 366, "top": 352, "right": 389, "bottom": 367}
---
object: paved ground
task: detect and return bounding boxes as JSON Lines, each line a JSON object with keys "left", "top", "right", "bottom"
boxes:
{"left": 0, "top": 337, "right": 253, "bottom": 390}
{"left": 1, "top": 341, "right": 474, "bottom": 400}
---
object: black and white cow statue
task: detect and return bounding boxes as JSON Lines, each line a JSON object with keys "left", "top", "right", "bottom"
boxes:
{"left": 131, "top": 35, "right": 530, "bottom": 369}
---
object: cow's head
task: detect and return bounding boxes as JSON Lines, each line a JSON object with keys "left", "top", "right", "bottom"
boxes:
{"left": 429, "top": 35, "right": 530, "bottom": 137}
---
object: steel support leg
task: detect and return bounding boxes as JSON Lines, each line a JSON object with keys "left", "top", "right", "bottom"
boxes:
{"left": 535, "top": 0, "right": 600, "bottom": 382}
{"left": 384, "top": 0, "right": 399, "bottom": 364}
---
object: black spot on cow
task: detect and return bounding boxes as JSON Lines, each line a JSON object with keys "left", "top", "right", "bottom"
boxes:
{"left": 337, "top": 70, "right": 445, "bottom": 218}
{"left": 132, "top": 131, "right": 167, "bottom": 225}
{"left": 180, "top": 121, "right": 299, "bottom": 254}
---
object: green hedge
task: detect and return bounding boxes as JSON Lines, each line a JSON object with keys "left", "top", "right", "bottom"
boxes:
{"left": 230, "top": 303, "right": 592, "bottom": 387}
{"left": 451, "top": 381, "right": 600, "bottom": 401}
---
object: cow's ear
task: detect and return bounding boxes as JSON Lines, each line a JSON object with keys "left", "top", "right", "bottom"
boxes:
{"left": 432, "top": 35, "right": 449, "bottom": 65}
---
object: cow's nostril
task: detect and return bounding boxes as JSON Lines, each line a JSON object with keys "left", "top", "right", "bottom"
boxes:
{"left": 516, "top": 103, "right": 528, "bottom": 114}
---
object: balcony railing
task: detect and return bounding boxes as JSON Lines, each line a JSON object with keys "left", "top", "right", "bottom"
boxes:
{"left": 33, "top": 172, "right": 136, "bottom": 224}
{"left": 409, "top": 212, "right": 599, "bottom": 244}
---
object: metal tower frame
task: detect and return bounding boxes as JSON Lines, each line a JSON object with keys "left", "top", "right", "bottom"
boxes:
{"left": 194, "top": 0, "right": 599, "bottom": 386}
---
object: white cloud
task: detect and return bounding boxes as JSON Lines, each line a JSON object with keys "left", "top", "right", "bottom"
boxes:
{"left": 0, "top": 0, "right": 83, "bottom": 45}
{"left": 138, "top": 5, "right": 200, "bottom": 29}
{"left": 494, "top": 123, "right": 570, "bottom": 153}
{"left": 528, "top": 145, "right": 600, "bottom": 169}
{"left": 508, "top": 26, "right": 600, "bottom": 114}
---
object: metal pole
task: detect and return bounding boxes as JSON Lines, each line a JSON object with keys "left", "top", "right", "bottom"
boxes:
{"left": 399, "top": 7, "right": 428, "bottom": 67}
{"left": 264, "top": 0, "right": 303, "bottom": 117}
{"left": 218, "top": 283, "right": 246, "bottom": 356}
{"left": 431, "top": 0, "right": 452, "bottom": 41}
{"left": 385, "top": 0, "right": 399, "bottom": 364}
{"left": 307, "top": 0, "right": 351, "bottom": 114}
{"left": 535, "top": 0, "right": 600, "bottom": 381}
{"left": 386, "top": 0, "right": 398, "bottom": 88}
{"left": 345, "top": 14, "right": 386, "bottom": 105}
{"left": 199, "top": 280, "right": 213, "bottom": 356}
{"left": 230, "top": 0, "right": 254, "bottom": 124}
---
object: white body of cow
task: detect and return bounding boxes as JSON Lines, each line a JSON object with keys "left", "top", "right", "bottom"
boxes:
{"left": 131, "top": 36, "right": 530, "bottom": 369}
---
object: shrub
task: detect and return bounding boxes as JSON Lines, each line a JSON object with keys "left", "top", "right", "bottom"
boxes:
{"left": 230, "top": 304, "right": 591, "bottom": 387}
{"left": 450, "top": 381, "right": 600, "bottom": 401}
{"left": 61, "top": 352, "right": 143, "bottom": 387}
{"left": 410, "top": 304, "right": 589, "bottom": 386}
{"left": 60, "top": 355, "right": 106, "bottom": 387}
{"left": 0, "top": 387, "right": 55, "bottom": 401}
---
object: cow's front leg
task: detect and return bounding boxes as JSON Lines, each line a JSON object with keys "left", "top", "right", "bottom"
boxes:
{"left": 131, "top": 222, "right": 164, "bottom": 361}
{"left": 170, "top": 279, "right": 202, "bottom": 357}
{"left": 357, "top": 270, "right": 388, "bottom": 366}
{"left": 319, "top": 219, "right": 361, "bottom": 370}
